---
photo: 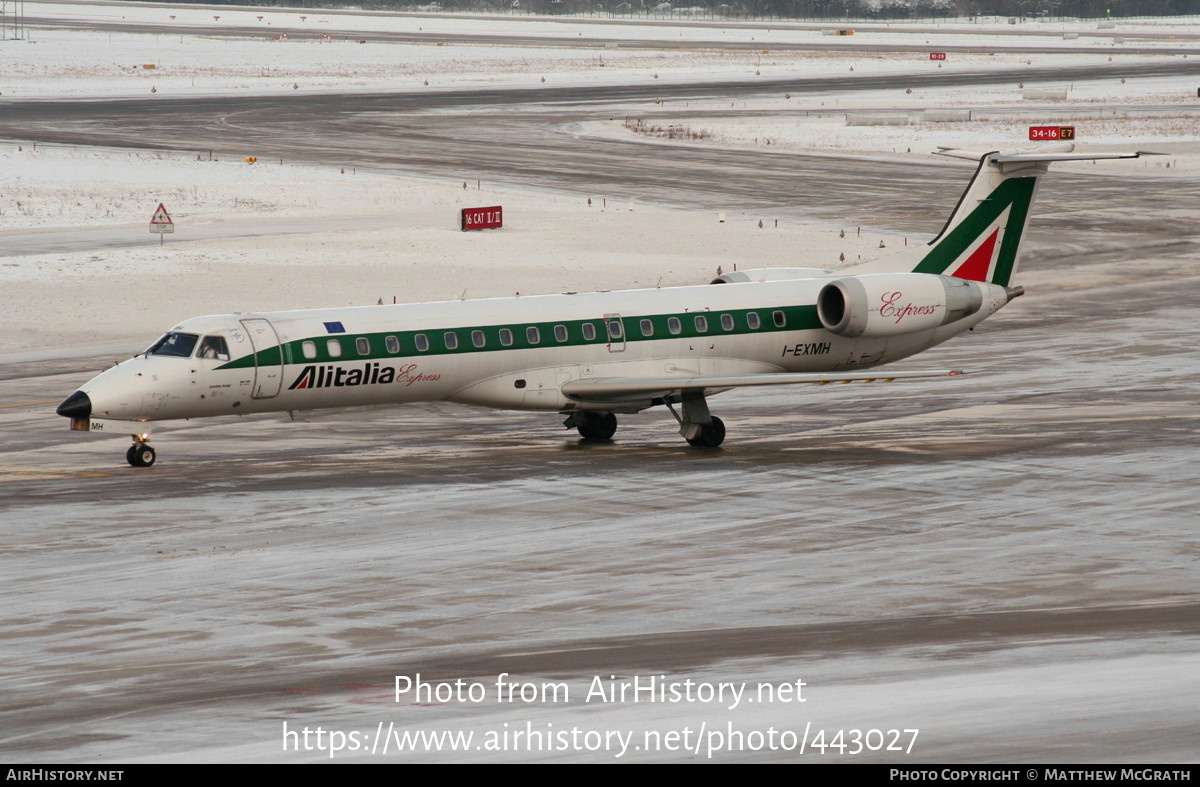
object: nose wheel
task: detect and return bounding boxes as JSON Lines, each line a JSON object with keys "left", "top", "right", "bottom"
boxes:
{"left": 126, "top": 440, "right": 156, "bottom": 467}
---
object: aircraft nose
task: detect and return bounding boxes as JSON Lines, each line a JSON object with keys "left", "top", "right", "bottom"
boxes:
{"left": 56, "top": 390, "right": 92, "bottom": 420}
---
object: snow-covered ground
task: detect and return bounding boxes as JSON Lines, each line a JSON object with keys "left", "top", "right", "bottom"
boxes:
{"left": 587, "top": 72, "right": 1200, "bottom": 168}
{"left": 0, "top": 26, "right": 1152, "bottom": 99}
{"left": 1, "top": 2, "right": 1197, "bottom": 360}
{"left": 20, "top": 0, "right": 1200, "bottom": 44}
{"left": 5, "top": 1, "right": 1200, "bottom": 98}
{"left": 0, "top": 142, "right": 896, "bottom": 359}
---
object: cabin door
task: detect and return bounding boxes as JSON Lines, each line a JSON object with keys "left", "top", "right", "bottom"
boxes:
{"left": 603, "top": 314, "right": 626, "bottom": 353}
{"left": 239, "top": 318, "right": 284, "bottom": 399}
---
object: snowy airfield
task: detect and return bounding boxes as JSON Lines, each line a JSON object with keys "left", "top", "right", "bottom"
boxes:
{"left": 4, "top": 3, "right": 1200, "bottom": 356}
{"left": 1, "top": 1, "right": 1199, "bottom": 764}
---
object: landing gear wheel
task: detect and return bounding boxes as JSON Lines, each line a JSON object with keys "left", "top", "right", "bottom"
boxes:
{"left": 126, "top": 443, "right": 156, "bottom": 467}
{"left": 577, "top": 412, "right": 618, "bottom": 441}
{"left": 686, "top": 415, "right": 725, "bottom": 448}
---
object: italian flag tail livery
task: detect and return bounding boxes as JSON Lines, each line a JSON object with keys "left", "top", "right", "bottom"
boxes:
{"left": 912, "top": 164, "right": 1036, "bottom": 288}
{"left": 845, "top": 146, "right": 1143, "bottom": 287}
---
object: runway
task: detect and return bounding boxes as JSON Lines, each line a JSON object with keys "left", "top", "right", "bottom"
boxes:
{"left": 1, "top": 27, "right": 1198, "bottom": 762}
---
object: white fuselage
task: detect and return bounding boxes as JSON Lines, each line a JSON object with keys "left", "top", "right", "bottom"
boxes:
{"left": 73, "top": 277, "right": 1008, "bottom": 425}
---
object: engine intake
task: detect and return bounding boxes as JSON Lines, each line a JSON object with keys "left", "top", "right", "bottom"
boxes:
{"left": 817, "top": 274, "right": 986, "bottom": 338}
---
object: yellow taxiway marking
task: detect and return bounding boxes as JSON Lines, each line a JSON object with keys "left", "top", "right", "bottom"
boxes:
{"left": 0, "top": 400, "right": 60, "bottom": 409}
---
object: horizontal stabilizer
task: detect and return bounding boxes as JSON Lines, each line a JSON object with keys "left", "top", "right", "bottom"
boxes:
{"left": 935, "top": 144, "right": 1146, "bottom": 165}
{"left": 994, "top": 151, "right": 1145, "bottom": 163}
{"left": 562, "top": 369, "right": 963, "bottom": 403}
{"left": 934, "top": 144, "right": 1064, "bottom": 161}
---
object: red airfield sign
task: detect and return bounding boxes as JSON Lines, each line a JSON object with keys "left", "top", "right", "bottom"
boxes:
{"left": 1029, "top": 126, "right": 1076, "bottom": 141}
{"left": 460, "top": 205, "right": 502, "bottom": 231}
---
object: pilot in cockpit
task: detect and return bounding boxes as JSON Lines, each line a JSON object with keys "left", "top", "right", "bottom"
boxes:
{"left": 196, "top": 335, "right": 230, "bottom": 361}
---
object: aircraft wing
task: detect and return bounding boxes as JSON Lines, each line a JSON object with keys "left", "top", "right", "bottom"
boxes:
{"left": 561, "top": 370, "right": 964, "bottom": 404}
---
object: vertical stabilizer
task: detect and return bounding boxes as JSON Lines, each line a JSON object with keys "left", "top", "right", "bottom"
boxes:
{"left": 842, "top": 146, "right": 1142, "bottom": 286}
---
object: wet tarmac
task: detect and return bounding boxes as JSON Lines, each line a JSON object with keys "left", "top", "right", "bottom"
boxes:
{"left": 2, "top": 249, "right": 1197, "bottom": 760}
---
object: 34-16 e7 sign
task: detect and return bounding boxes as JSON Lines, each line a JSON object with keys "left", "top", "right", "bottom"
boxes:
{"left": 461, "top": 205, "right": 503, "bottom": 231}
{"left": 1029, "top": 125, "right": 1076, "bottom": 141}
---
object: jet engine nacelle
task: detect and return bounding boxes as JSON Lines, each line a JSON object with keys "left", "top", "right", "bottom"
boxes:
{"left": 817, "top": 273, "right": 986, "bottom": 338}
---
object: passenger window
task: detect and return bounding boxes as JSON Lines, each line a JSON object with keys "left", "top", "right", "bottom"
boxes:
{"left": 327, "top": 339, "right": 342, "bottom": 358}
{"left": 197, "top": 335, "right": 230, "bottom": 361}
{"left": 499, "top": 328, "right": 514, "bottom": 347}
{"left": 747, "top": 313, "right": 761, "bottom": 330}
{"left": 640, "top": 319, "right": 653, "bottom": 337}
{"left": 721, "top": 314, "right": 734, "bottom": 331}
{"left": 773, "top": 310, "right": 786, "bottom": 328}
{"left": 356, "top": 337, "right": 370, "bottom": 355}
{"left": 472, "top": 330, "right": 486, "bottom": 348}
{"left": 668, "top": 317, "right": 682, "bottom": 335}
{"left": 444, "top": 332, "right": 459, "bottom": 350}
{"left": 554, "top": 324, "right": 568, "bottom": 342}
{"left": 526, "top": 326, "right": 540, "bottom": 345}
{"left": 385, "top": 335, "right": 399, "bottom": 354}
{"left": 582, "top": 323, "right": 597, "bottom": 341}
{"left": 607, "top": 320, "right": 623, "bottom": 340}
{"left": 415, "top": 334, "right": 429, "bottom": 352}
{"left": 694, "top": 315, "right": 708, "bottom": 333}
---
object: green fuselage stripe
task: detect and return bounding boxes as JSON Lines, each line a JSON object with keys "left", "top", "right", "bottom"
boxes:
{"left": 218, "top": 304, "right": 821, "bottom": 370}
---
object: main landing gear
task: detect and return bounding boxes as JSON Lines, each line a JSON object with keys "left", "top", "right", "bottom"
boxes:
{"left": 125, "top": 436, "right": 156, "bottom": 467}
{"left": 684, "top": 415, "right": 725, "bottom": 448}
{"left": 666, "top": 393, "right": 726, "bottom": 448}
{"left": 564, "top": 411, "right": 618, "bottom": 440}
{"left": 562, "top": 393, "right": 726, "bottom": 448}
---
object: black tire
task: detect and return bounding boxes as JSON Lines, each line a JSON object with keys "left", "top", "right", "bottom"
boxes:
{"left": 577, "top": 412, "right": 618, "bottom": 440}
{"left": 686, "top": 415, "right": 726, "bottom": 448}
{"left": 127, "top": 443, "right": 156, "bottom": 467}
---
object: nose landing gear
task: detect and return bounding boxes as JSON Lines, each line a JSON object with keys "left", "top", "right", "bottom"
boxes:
{"left": 126, "top": 437, "right": 156, "bottom": 467}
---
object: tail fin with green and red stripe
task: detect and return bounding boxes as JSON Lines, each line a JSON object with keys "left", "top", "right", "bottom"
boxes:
{"left": 844, "top": 146, "right": 1143, "bottom": 287}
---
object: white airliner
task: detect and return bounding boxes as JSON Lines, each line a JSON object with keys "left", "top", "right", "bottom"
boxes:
{"left": 57, "top": 146, "right": 1141, "bottom": 466}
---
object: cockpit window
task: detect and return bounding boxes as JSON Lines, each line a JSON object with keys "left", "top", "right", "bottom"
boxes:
{"left": 146, "top": 332, "right": 198, "bottom": 358}
{"left": 197, "top": 335, "right": 230, "bottom": 361}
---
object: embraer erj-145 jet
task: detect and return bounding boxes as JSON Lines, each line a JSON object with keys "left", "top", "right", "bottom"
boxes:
{"left": 58, "top": 146, "right": 1141, "bottom": 466}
